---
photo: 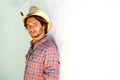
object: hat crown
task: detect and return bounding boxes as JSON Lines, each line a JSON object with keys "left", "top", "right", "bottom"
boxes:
{"left": 27, "top": 6, "right": 39, "bottom": 16}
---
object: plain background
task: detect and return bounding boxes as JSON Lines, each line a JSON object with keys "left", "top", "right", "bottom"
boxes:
{"left": 0, "top": 0, "right": 120, "bottom": 80}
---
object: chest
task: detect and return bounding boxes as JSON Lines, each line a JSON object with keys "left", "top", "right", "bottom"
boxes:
{"left": 26, "top": 46, "right": 46, "bottom": 67}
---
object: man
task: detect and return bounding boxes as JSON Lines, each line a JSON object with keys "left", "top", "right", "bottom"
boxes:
{"left": 20, "top": 6, "right": 60, "bottom": 80}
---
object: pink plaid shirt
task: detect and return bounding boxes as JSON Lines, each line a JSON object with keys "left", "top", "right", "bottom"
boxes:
{"left": 24, "top": 36, "right": 60, "bottom": 80}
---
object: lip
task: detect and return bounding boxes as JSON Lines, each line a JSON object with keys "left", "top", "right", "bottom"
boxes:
{"left": 30, "top": 31, "right": 36, "bottom": 35}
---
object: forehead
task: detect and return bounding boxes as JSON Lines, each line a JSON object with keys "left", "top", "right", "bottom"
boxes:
{"left": 26, "top": 17, "right": 39, "bottom": 23}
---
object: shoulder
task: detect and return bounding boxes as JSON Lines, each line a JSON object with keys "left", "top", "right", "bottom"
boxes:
{"left": 37, "top": 35, "right": 58, "bottom": 51}
{"left": 43, "top": 36, "right": 59, "bottom": 54}
{"left": 42, "top": 36, "right": 57, "bottom": 48}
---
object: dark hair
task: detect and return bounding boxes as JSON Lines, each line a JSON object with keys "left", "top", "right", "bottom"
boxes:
{"left": 24, "top": 15, "right": 48, "bottom": 34}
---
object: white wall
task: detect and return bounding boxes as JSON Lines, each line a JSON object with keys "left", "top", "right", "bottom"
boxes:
{"left": 0, "top": 0, "right": 120, "bottom": 80}
{"left": 61, "top": 0, "right": 120, "bottom": 80}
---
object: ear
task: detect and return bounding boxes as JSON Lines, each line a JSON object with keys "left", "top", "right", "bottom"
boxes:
{"left": 41, "top": 25, "right": 45, "bottom": 30}
{"left": 41, "top": 25, "right": 47, "bottom": 34}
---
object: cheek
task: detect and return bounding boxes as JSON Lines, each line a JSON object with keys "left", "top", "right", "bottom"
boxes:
{"left": 38, "top": 27, "right": 43, "bottom": 32}
{"left": 27, "top": 29, "right": 30, "bottom": 33}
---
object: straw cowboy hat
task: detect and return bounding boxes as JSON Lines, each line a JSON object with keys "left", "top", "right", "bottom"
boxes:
{"left": 20, "top": 6, "right": 52, "bottom": 32}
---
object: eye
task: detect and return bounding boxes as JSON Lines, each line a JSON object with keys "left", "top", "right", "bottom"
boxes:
{"left": 33, "top": 23, "right": 37, "bottom": 26}
{"left": 26, "top": 24, "right": 31, "bottom": 29}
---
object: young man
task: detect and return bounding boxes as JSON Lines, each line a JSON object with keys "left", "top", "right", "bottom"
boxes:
{"left": 21, "top": 6, "right": 60, "bottom": 80}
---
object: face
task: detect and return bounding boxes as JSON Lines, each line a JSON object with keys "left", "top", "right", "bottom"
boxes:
{"left": 26, "top": 17, "right": 44, "bottom": 38}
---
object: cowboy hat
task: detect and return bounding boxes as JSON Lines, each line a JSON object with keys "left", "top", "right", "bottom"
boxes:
{"left": 20, "top": 6, "right": 52, "bottom": 32}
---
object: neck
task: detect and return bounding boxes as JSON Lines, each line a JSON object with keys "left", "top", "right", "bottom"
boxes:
{"left": 33, "top": 33, "right": 45, "bottom": 43}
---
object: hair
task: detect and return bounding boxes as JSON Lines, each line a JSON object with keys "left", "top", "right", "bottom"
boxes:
{"left": 24, "top": 15, "right": 48, "bottom": 34}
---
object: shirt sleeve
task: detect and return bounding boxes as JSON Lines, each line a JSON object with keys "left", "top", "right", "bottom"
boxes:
{"left": 43, "top": 47, "right": 60, "bottom": 80}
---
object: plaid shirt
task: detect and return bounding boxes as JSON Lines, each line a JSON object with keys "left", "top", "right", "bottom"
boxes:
{"left": 24, "top": 36, "right": 60, "bottom": 80}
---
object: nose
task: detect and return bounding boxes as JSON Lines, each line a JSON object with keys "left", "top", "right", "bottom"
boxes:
{"left": 28, "top": 26, "right": 34, "bottom": 32}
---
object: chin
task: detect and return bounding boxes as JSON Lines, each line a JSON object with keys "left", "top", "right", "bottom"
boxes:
{"left": 30, "top": 35, "right": 36, "bottom": 38}
{"left": 31, "top": 36, "right": 36, "bottom": 38}
{"left": 31, "top": 35, "right": 40, "bottom": 38}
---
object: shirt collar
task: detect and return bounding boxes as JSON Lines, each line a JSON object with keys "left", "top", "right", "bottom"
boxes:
{"left": 30, "top": 35, "right": 49, "bottom": 45}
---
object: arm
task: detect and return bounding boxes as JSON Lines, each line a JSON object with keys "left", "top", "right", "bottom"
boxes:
{"left": 43, "top": 47, "right": 60, "bottom": 80}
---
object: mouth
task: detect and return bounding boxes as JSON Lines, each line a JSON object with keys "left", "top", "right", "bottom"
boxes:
{"left": 30, "top": 30, "right": 36, "bottom": 34}
{"left": 29, "top": 31, "right": 36, "bottom": 36}
{"left": 30, "top": 32, "right": 35, "bottom": 34}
